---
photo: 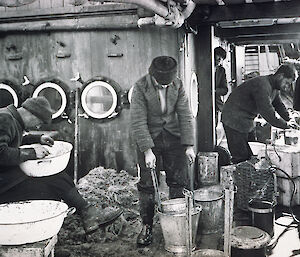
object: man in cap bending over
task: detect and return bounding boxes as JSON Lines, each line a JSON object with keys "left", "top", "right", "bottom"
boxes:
{"left": 130, "top": 56, "right": 196, "bottom": 246}
{"left": 0, "top": 96, "right": 122, "bottom": 234}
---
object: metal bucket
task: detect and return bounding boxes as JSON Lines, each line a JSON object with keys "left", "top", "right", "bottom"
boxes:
{"left": 194, "top": 187, "right": 224, "bottom": 234}
{"left": 197, "top": 152, "right": 219, "bottom": 186}
{"left": 158, "top": 206, "right": 202, "bottom": 254}
{"left": 248, "top": 200, "right": 275, "bottom": 237}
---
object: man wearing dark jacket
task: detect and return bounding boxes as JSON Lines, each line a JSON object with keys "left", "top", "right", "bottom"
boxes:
{"left": 222, "top": 64, "right": 300, "bottom": 164}
{"left": 214, "top": 46, "right": 228, "bottom": 125}
{"left": 0, "top": 96, "right": 122, "bottom": 234}
{"left": 130, "top": 56, "right": 195, "bottom": 247}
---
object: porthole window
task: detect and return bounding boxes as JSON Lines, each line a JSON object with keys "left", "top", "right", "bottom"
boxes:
{"left": 33, "top": 81, "right": 68, "bottom": 119}
{"left": 0, "top": 83, "right": 18, "bottom": 108}
{"left": 190, "top": 72, "right": 199, "bottom": 118}
{"left": 81, "top": 78, "right": 121, "bottom": 120}
{"left": 128, "top": 86, "right": 134, "bottom": 104}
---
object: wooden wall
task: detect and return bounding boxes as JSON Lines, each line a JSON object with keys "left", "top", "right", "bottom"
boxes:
{"left": 0, "top": 1, "right": 203, "bottom": 179}
{"left": 0, "top": 22, "right": 190, "bottom": 178}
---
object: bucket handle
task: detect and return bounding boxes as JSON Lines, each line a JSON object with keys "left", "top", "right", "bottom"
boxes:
{"left": 66, "top": 207, "right": 76, "bottom": 216}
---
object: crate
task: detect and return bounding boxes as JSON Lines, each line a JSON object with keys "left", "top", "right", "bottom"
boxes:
{"left": 234, "top": 160, "right": 276, "bottom": 211}
{"left": 258, "top": 145, "right": 300, "bottom": 177}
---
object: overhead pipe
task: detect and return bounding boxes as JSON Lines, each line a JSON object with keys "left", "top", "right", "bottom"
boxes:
{"left": 89, "top": 0, "right": 196, "bottom": 28}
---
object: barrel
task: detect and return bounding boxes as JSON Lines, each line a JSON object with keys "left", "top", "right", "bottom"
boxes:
{"left": 194, "top": 187, "right": 224, "bottom": 234}
{"left": 231, "top": 226, "right": 271, "bottom": 257}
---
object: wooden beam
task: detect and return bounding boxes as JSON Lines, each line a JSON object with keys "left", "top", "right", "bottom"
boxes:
{"left": 227, "top": 35, "right": 300, "bottom": 46}
{"left": 192, "top": 0, "right": 300, "bottom": 24}
{"left": 0, "top": 14, "right": 138, "bottom": 32}
{"left": 195, "top": 25, "right": 215, "bottom": 152}
{"left": 0, "top": 3, "right": 137, "bottom": 23}
{"left": 215, "top": 23, "right": 300, "bottom": 39}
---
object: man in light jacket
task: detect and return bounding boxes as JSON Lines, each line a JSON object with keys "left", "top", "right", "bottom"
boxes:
{"left": 130, "top": 56, "right": 196, "bottom": 247}
{"left": 222, "top": 63, "right": 300, "bottom": 164}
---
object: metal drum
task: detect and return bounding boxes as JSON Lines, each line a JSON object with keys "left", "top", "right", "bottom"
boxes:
{"left": 231, "top": 226, "right": 271, "bottom": 257}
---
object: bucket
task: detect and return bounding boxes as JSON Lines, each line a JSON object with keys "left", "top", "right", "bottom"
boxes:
{"left": 248, "top": 200, "right": 275, "bottom": 237}
{"left": 194, "top": 187, "right": 224, "bottom": 234}
{"left": 158, "top": 206, "right": 202, "bottom": 254}
{"left": 192, "top": 249, "right": 225, "bottom": 256}
{"left": 197, "top": 152, "right": 219, "bottom": 186}
{"left": 231, "top": 226, "right": 271, "bottom": 257}
{"left": 161, "top": 198, "right": 186, "bottom": 214}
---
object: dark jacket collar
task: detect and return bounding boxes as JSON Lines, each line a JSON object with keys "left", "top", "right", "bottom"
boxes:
{"left": 268, "top": 74, "right": 280, "bottom": 90}
{"left": 7, "top": 104, "right": 25, "bottom": 130}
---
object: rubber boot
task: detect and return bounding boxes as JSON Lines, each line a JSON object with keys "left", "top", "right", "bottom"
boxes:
{"left": 79, "top": 204, "right": 123, "bottom": 234}
{"left": 137, "top": 224, "right": 153, "bottom": 247}
{"left": 137, "top": 191, "right": 155, "bottom": 246}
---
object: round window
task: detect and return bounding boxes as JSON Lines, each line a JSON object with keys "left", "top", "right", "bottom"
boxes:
{"left": 128, "top": 86, "right": 134, "bottom": 104}
{"left": 190, "top": 72, "right": 199, "bottom": 118}
{"left": 81, "top": 80, "right": 119, "bottom": 119}
{"left": 33, "top": 81, "right": 67, "bottom": 119}
{"left": 0, "top": 83, "right": 18, "bottom": 108}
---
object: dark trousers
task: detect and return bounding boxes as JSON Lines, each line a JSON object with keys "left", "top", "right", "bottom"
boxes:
{"left": 0, "top": 171, "right": 87, "bottom": 211}
{"left": 137, "top": 130, "right": 188, "bottom": 225}
{"left": 223, "top": 125, "right": 254, "bottom": 164}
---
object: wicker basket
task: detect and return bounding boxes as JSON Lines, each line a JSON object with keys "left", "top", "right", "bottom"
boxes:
{"left": 234, "top": 160, "right": 276, "bottom": 211}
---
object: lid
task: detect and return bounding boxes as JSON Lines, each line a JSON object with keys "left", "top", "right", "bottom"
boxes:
{"left": 231, "top": 226, "right": 271, "bottom": 249}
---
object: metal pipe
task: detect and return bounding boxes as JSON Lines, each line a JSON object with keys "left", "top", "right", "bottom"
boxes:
{"left": 91, "top": 0, "right": 196, "bottom": 28}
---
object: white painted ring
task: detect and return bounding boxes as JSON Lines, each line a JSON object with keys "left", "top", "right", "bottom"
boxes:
{"left": 190, "top": 72, "right": 199, "bottom": 118}
{"left": 81, "top": 80, "right": 118, "bottom": 119}
{"left": 32, "top": 82, "right": 67, "bottom": 119}
{"left": 0, "top": 83, "right": 18, "bottom": 107}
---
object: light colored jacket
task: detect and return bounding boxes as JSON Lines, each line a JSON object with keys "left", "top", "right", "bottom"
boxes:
{"left": 130, "top": 74, "right": 195, "bottom": 152}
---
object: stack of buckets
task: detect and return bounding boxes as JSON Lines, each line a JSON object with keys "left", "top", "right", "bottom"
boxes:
{"left": 196, "top": 152, "right": 224, "bottom": 236}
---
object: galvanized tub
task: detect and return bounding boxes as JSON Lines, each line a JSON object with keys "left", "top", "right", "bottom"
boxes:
{"left": 158, "top": 206, "right": 202, "bottom": 254}
{"left": 194, "top": 187, "right": 224, "bottom": 234}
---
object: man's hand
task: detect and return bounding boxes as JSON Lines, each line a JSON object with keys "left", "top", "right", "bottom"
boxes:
{"left": 185, "top": 146, "right": 196, "bottom": 166}
{"left": 144, "top": 149, "right": 156, "bottom": 169}
{"left": 40, "top": 135, "right": 54, "bottom": 146}
{"left": 287, "top": 119, "right": 300, "bottom": 130}
{"left": 34, "top": 145, "right": 50, "bottom": 159}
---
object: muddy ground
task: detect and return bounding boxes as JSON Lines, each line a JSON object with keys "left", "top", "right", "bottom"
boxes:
{"left": 55, "top": 167, "right": 177, "bottom": 257}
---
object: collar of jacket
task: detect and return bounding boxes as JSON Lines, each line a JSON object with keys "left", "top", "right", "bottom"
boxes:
{"left": 268, "top": 74, "right": 281, "bottom": 90}
{"left": 150, "top": 75, "right": 172, "bottom": 89}
{"left": 7, "top": 104, "right": 25, "bottom": 130}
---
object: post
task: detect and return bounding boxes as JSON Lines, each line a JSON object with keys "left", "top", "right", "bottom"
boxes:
{"left": 74, "top": 88, "right": 80, "bottom": 185}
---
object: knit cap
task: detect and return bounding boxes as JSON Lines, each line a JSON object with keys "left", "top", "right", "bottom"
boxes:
{"left": 149, "top": 56, "right": 177, "bottom": 85}
{"left": 21, "top": 96, "right": 53, "bottom": 124}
